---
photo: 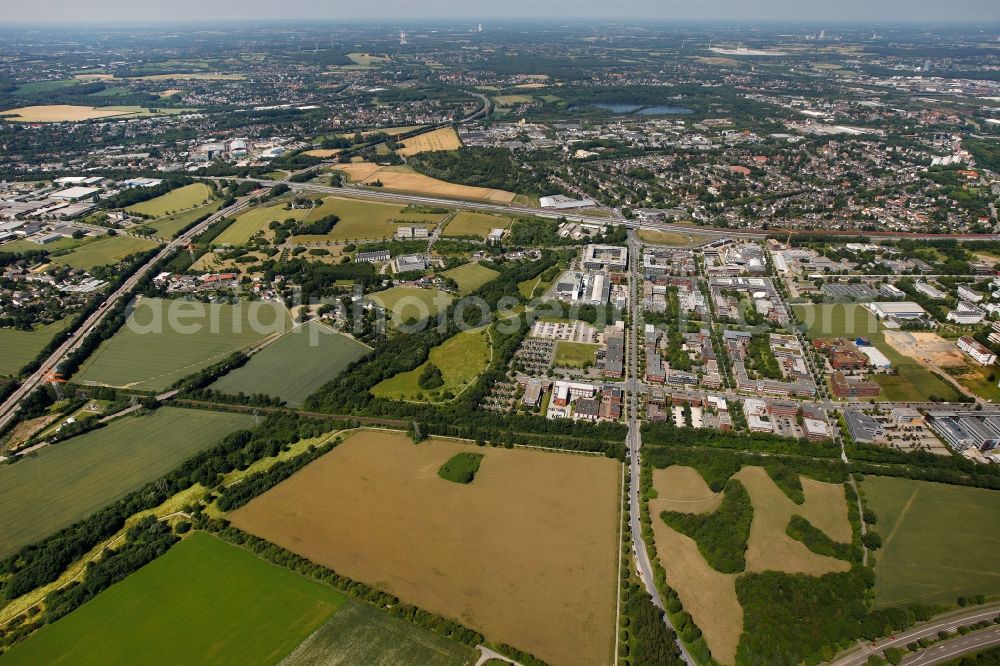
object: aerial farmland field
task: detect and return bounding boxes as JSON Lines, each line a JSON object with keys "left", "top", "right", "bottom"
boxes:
{"left": 442, "top": 211, "right": 515, "bottom": 238}
{"left": 229, "top": 430, "right": 620, "bottom": 666}
{"left": 1, "top": 533, "right": 343, "bottom": 666}
{"left": 125, "top": 182, "right": 215, "bottom": 217}
{"left": 50, "top": 235, "right": 158, "bottom": 270}
{"left": 371, "top": 328, "right": 490, "bottom": 401}
{"left": 210, "top": 321, "right": 370, "bottom": 406}
{"left": 396, "top": 126, "right": 463, "bottom": 157}
{"left": 213, "top": 201, "right": 308, "bottom": 245}
{"left": 441, "top": 261, "right": 500, "bottom": 293}
{"left": 0, "top": 317, "right": 73, "bottom": 377}
{"left": 0, "top": 407, "right": 252, "bottom": 558}
{"left": 333, "top": 163, "right": 517, "bottom": 204}
{"left": 863, "top": 475, "right": 1000, "bottom": 607}
{"left": 367, "top": 286, "right": 454, "bottom": 326}
{"left": 291, "top": 196, "right": 446, "bottom": 243}
{"left": 73, "top": 297, "right": 290, "bottom": 390}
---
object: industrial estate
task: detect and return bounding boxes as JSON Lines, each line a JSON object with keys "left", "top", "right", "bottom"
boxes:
{"left": 1, "top": 14, "right": 1000, "bottom": 666}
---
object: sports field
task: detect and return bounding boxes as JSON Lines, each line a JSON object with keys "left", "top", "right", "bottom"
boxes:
{"left": 442, "top": 211, "right": 514, "bottom": 238}
{"left": 126, "top": 183, "right": 215, "bottom": 217}
{"left": 51, "top": 235, "right": 158, "bottom": 270}
{"left": 442, "top": 262, "right": 500, "bottom": 293}
{"left": 367, "top": 287, "right": 454, "bottom": 326}
{"left": 281, "top": 600, "right": 475, "bottom": 666}
{"left": 0, "top": 317, "right": 73, "bottom": 377}
{"left": 793, "top": 303, "right": 961, "bottom": 402}
{"left": 863, "top": 475, "right": 1000, "bottom": 608}
{"left": 397, "top": 127, "right": 462, "bottom": 157}
{"left": 372, "top": 329, "right": 490, "bottom": 400}
{"left": 334, "top": 163, "right": 517, "bottom": 204}
{"left": 74, "top": 297, "right": 291, "bottom": 390}
{"left": 291, "top": 196, "right": 445, "bottom": 243}
{"left": 554, "top": 341, "right": 599, "bottom": 367}
{"left": 0, "top": 407, "right": 251, "bottom": 558}
{"left": 2, "top": 533, "right": 343, "bottom": 666}
{"left": 649, "top": 465, "right": 853, "bottom": 664}
{"left": 230, "top": 430, "right": 620, "bottom": 666}
{"left": 210, "top": 321, "right": 370, "bottom": 406}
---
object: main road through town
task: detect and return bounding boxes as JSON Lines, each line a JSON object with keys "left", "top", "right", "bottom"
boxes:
{"left": 0, "top": 194, "right": 258, "bottom": 433}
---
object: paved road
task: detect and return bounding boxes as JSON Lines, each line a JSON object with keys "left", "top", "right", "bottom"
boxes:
{"left": 831, "top": 606, "right": 1000, "bottom": 666}
{"left": 903, "top": 626, "right": 1000, "bottom": 666}
{"left": 0, "top": 193, "right": 258, "bottom": 433}
{"left": 624, "top": 230, "right": 694, "bottom": 665}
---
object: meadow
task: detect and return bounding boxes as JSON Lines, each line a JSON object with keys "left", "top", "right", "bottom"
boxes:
{"left": 637, "top": 229, "right": 709, "bottom": 247}
{"left": 397, "top": 127, "right": 462, "bottom": 157}
{"left": 371, "top": 329, "right": 490, "bottom": 401}
{"left": 213, "top": 201, "right": 308, "bottom": 245}
{"left": 863, "top": 475, "right": 1000, "bottom": 607}
{"left": 792, "top": 303, "right": 961, "bottom": 402}
{"left": 0, "top": 317, "right": 73, "bottom": 377}
{"left": 51, "top": 235, "right": 158, "bottom": 270}
{"left": 367, "top": 287, "right": 454, "bottom": 327}
{"left": 554, "top": 341, "right": 599, "bottom": 368}
{"left": 146, "top": 199, "right": 223, "bottom": 240}
{"left": 210, "top": 321, "right": 370, "bottom": 406}
{"left": 334, "top": 163, "right": 516, "bottom": 204}
{"left": 442, "top": 211, "right": 514, "bottom": 238}
{"left": 2, "top": 533, "right": 342, "bottom": 666}
{"left": 125, "top": 183, "right": 215, "bottom": 217}
{"left": 230, "top": 430, "right": 620, "bottom": 666}
{"left": 0, "top": 407, "right": 251, "bottom": 558}
{"left": 291, "top": 196, "right": 445, "bottom": 243}
{"left": 442, "top": 261, "right": 500, "bottom": 293}
{"left": 73, "top": 297, "right": 290, "bottom": 391}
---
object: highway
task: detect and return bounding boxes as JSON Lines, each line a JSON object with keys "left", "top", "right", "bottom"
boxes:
{"left": 624, "top": 230, "right": 694, "bottom": 665}
{"left": 0, "top": 193, "right": 258, "bottom": 433}
{"left": 831, "top": 606, "right": 1000, "bottom": 666}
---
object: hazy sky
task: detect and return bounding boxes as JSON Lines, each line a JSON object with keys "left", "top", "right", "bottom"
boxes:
{"left": 1, "top": 0, "right": 999, "bottom": 23}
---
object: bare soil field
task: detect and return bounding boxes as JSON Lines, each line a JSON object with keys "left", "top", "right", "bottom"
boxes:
{"left": 1, "top": 105, "right": 140, "bottom": 122}
{"left": 230, "top": 430, "right": 620, "bottom": 666}
{"left": 734, "top": 466, "right": 851, "bottom": 576}
{"left": 649, "top": 466, "right": 723, "bottom": 514}
{"left": 333, "top": 163, "right": 516, "bottom": 204}
{"left": 397, "top": 127, "right": 462, "bottom": 156}
{"left": 883, "top": 331, "right": 967, "bottom": 368}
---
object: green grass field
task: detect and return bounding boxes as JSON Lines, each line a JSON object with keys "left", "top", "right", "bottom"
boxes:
{"left": 123, "top": 182, "right": 216, "bottom": 223}
{"left": 517, "top": 274, "right": 557, "bottom": 300}
{"left": 863, "top": 476, "right": 1000, "bottom": 608}
{"left": 292, "top": 196, "right": 445, "bottom": 244}
{"left": 443, "top": 262, "right": 500, "bottom": 294}
{"left": 442, "top": 211, "right": 513, "bottom": 238}
{"left": 282, "top": 599, "right": 475, "bottom": 666}
{"left": 438, "top": 452, "right": 485, "bottom": 484}
{"left": 372, "top": 329, "right": 490, "bottom": 401}
{"left": 368, "top": 287, "right": 454, "bottom": 326}
{"left": 0, "top": 317, "right": 73, "bottom": 377}
{"left": 2, "top": 533, "right": 344, "bottom": 666}
{"left": 793, "top": 304, "right": 961, "bottom": 402}
{"left": 0, "top": 408, "right": 251, "bottom": 558}
{"left": 147, "top": 199, "right": 224, "bottom": 240}
{"left": 210, "top": 321, "right": 370, "bottom": 406}
{"left": 0, "top": 236, "right": 88, "bottom": 254}
{"left": 51, "top": 235, "right": 158, "bottom": 270}
{"left": 74, "top": 298, "right": 291, "bottom": 390}
{"left": 214, "top": 201, "right": 308, "bottom": 245}
{"left": 15, "top": 79, "right": 80, "bottom": 94}
{"left": 554, "top": 341, "right": 599, "bottom": 368}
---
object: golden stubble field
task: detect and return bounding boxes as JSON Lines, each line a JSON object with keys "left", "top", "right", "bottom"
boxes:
{"left": 649, "top": 465, "right": 852, "bottom": 665}
{"left": 333, "top": 163, "right": 516, "bottom": 203}
{"left": 397, "top": 127, "right": 463, "bottom": 156}
{"left": 229, "top": 430, "right": 621, "bottom": 666}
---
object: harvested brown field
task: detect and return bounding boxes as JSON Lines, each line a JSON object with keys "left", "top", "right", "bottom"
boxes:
{"left": 229, "top": 430, "right": 620, "bottom": 666}
{"left": 302, "top": 148, "right": 341, "bottom": 158}
{"left": 735, "top": 466, "right": 851, "bottom": 576}
{"left": 883, "top": 330, "right": 968, "bottom": 368}
{"left": 649, "top": 465, "right": 723, "bottom": 514}
{"left": 333, "top": 163, "right": 516, "bottom": 203}
{"left": 397, "top": 127, "right": 462, "bottom": 156}
{"left": 1, "top": 105, "right": 140, "bottom": 122}
{"left": 136, "top": 72, "right": 245, "bottom": 81}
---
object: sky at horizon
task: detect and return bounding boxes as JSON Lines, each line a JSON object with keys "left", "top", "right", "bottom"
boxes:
{"left": 2, "top": 1, "right": 1000, "bottom": 24}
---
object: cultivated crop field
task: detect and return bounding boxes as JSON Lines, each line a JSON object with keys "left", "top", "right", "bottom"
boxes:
{"left": 0, "top": 105, "right": 151, "bottom": 122}
{"left": 51, "top": 235, "right": 158, "bottom": 270}
{"left": 334, "top": 163, "right": 517, "bottom": 204}
{"left": 371, "top": 329, "right": 490, "bottom": 401}
{"left": 291, "top": 196, "right": 445, "bottom": 243}
{"left": 0, "top": 407, "right": 251, "bottom": 558}
{"left": 397, "top": 127, "right": 462, "bottom": 157}
{"left": 649, "top": 464, "right": 852, "bottom": 664}
{"left": 793, "top": 303, "right": 961, "bottom": 402}
{"left": 210, "top": 321, "right": 370, "bottom": 406}
{"left": 229, "top": 430, "right": 620, "bottom": 666}
{"left": 2, "top": 533, "right": 343, "bottom": 666}
{"left": 73, "top": 297, "right": 290, "bottom": 390}
{"left": 367, "top": 287, "right": 454, "bottom": 326}
{"left": 442, "top": 261, "right": 500, "bottom": 293}
{"left": 0, "top": 317, "right": 72, "bottom": 377}
{"left": 442, "top": 211, "right": 514, "bottom": 238}
{"left": 125, "top": 183, "right": 215, "bottom": 217}
{"left": 863, "top": 475, "right": 1000, "bottom": 607}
